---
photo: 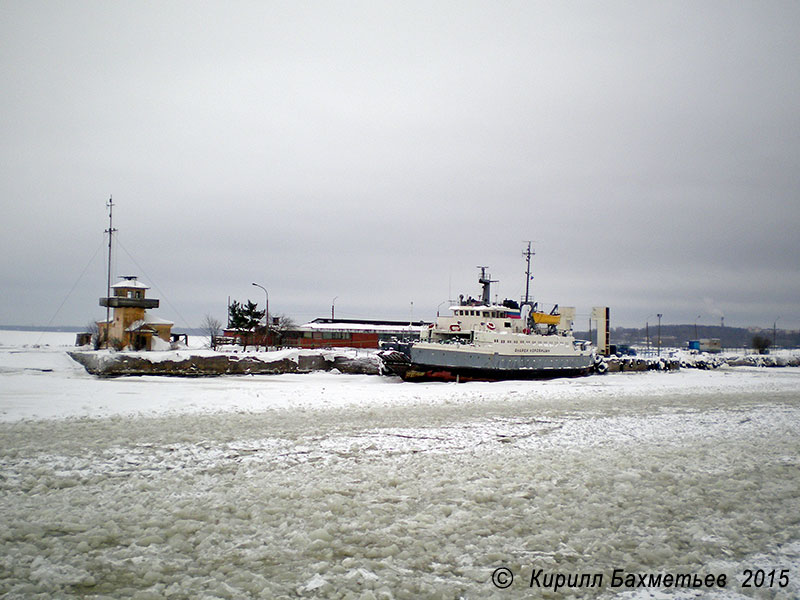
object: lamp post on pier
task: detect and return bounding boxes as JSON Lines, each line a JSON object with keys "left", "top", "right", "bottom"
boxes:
{"left": 252, "top": 282, "right": 269, "bottom": 349}
{"left": 657, "top": 313, "right": 663, "bottom": 357}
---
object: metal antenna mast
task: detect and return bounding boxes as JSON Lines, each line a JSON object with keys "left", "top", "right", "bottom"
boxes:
{"left": 476, "top": 266, "right": 496, "bottom": 305}
{"left": 104, "top": 196, "right": 116, "bottom": 347}
{"left": 523, "top": 241, "right": 535, "bottom": 304}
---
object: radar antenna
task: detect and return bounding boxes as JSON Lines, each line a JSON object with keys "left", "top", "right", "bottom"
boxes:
{"left": 476, "top": 266, "right": 497, "bottom": 305}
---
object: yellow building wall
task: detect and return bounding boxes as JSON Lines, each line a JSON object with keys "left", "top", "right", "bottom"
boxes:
{"left": 97, "top": 307, "right": 172, "bottom": 349}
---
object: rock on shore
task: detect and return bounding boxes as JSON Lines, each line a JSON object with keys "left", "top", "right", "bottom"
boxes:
{"left": 68, "top": 349, "right": 382, "bottom": 378}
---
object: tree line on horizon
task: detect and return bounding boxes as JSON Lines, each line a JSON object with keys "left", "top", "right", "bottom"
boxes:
{"left": 573, "top": 323, "right": 800, "bottom": 350}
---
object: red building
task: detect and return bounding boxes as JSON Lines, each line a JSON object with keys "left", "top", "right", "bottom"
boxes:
{"left": 221, "top": 318, "right": 429, "bottom": 350}
{"left": 282, "top": 318, "right": 429, "bottom": 349}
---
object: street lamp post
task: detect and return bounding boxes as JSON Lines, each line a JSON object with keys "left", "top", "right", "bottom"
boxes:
{"left": 657, "top": 313, "right": 663, "bottom": 357}
{"left": 332, "top": 296, "right": 338, "bottom": 320}
{"left": 251, "top": 282, "right": 269, "bottom": 349}
{"left": 694, "top": 315, "right": 701, "bottom": 340}
{"left": 774, "top": 317, "right": 780, "bottom": 348}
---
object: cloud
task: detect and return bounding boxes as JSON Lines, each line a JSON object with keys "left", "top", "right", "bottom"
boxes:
{"left": 1, "top": 1, "right": 799, "bottom": 329}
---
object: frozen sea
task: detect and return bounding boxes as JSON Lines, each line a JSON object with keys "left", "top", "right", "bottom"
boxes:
{"left": 1, "top": 331, "right": 799, "bottom": 599}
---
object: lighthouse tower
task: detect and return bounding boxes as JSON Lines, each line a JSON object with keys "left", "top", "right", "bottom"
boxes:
{"left": 98, "top": 276, "right": 173, "bottom": 350}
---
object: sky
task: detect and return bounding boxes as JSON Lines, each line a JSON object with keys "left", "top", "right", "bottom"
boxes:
{"left": 1, "top": 1, "right": 798, "bottom": 331}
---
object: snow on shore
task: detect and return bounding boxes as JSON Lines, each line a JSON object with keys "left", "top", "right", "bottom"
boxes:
{"left": 1, "top": 331, "right": 799, "bottom": 598}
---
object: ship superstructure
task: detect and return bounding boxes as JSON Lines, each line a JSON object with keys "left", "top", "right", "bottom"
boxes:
{"left": 379, "top": 251, "right": 595, "bottom": 381}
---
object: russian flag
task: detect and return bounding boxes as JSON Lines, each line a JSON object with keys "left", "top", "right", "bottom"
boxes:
{"left": 507, "top": 310, "right": 521, "bottom": 319}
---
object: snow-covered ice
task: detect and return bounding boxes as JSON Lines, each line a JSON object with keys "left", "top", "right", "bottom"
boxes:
{"left": 1, "top": 331, "right": 799, "bottom": 598}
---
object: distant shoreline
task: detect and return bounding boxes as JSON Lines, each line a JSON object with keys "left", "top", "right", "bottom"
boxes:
{"left": 0, "top": 325, "right": 206, "bottom": 335}
{"left": 0, "top": 325, "right": 85, "bottom": 332}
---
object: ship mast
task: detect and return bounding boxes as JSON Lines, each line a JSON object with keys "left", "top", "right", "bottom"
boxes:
{"left": 477, "top": 266, "right": 496, "bottom": 305}
{"left": 104, "top": 196, "right": 116, "bottom": 347}
{"left": 523, "top": 241, "right": 534, "bottom": 304}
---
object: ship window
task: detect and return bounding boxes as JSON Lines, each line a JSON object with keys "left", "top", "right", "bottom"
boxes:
{"left": 504, "top": 322, "right": 511, "bottom": 328}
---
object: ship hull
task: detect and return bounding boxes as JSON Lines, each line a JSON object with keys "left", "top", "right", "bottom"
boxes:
{"left": 380, "top": 344, "right": 594, "bottom": 382}
{"left": 402, "top": 363, "right": 593, "bottom": 382}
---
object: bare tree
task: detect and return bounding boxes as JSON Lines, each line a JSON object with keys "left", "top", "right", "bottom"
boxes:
{"left": 752, "top": 334, "right": 771, "bottom": 355}
{"left": 85, "top": 321, "right": 101, "bottom": 350}
{"left": 273, "top": 314, "right": 296, "bottom": 332}
{"left": 201, "top": 314, "right": 223, "bottom": 350}
{"left": 271, "top": 314, "right": 296, "bottom": 347}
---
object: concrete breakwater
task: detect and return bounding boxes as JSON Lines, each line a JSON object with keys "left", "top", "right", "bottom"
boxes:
{"left": 68, "top": 348, "right": 798, "bottom": 378}
{"left": 601, "top": 352, "right": 800, "bottom": 372}
{"left": 601, "top": 356, "right": 681, "bottom": 373}
{"left": 68, "top": 349, "right": 382, "bottom": 378}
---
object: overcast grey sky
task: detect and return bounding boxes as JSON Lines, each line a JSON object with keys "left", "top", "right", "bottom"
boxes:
{"left": 2, "top": 1, "right": 798, "bottom": 331}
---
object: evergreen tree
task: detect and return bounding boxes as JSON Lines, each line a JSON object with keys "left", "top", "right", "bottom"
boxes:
{"left": 228, "top": 300, "right": 265, "bottom": 350}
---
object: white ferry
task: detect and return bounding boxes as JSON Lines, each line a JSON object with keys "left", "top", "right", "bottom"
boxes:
{"left": 379, "top": 258, "right": 595, "bottom": 381}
